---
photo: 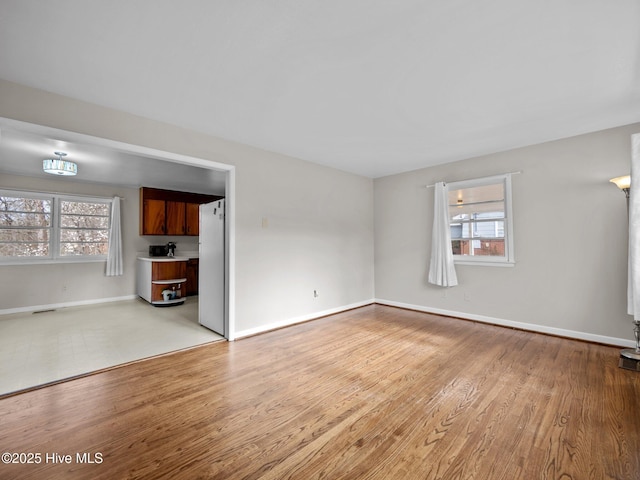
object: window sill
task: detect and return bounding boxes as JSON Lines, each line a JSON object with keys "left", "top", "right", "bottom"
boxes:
{"left": 454, "top": 259, "right": 515, "bottom": 267}
{"left": 0, "top": 257, "right": 107, "bottom": 266}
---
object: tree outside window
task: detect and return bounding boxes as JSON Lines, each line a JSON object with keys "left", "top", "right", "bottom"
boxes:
{"left": 0, "top": 191, "right": 111, "bottom": 262}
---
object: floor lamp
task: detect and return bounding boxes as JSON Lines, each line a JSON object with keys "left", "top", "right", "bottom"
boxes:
{"left": 610, "top": 175, "right": 640, "bottom": 366}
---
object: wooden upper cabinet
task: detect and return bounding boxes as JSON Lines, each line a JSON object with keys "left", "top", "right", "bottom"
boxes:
{"left": 141, "top": 198, "right": 166, "bottom": 235}
{"left": 186, "top": 203, "right": 200, "bottom": 236}
{"left": 166, "top": 201, "right": 186, "bottom": 235}
{"left": 140, "top": 187, "right": 221, "bottom": 236}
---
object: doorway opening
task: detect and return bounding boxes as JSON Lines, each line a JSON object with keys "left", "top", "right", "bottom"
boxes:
{"left": 0, "top": 116, "right": 236, "bottom": 340}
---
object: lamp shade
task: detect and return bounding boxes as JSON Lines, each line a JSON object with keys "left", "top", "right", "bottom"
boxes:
{"left": 610, "top": 175, "right": 631, "bottom": 190}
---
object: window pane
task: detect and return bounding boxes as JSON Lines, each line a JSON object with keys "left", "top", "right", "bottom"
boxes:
{"left": 451, "top": 239, "right": 467, "bottom": 255}
{"left": 448, "top": 202, "right": 504, "bottom": 222}
{"left": 0, "top": 196, "right": 51, "bottom": 213}
{"left": 473, "top": 239, "right": 504, "bottom": 256}
{"left": 0, "top": 228, "right": 50, "bottom": 242}
{"left": 60, "top": 201, "right": 109, "bottom": 216}
{"left": 60, "top": 229, "right": 109, "bottom": 242}
{"left": 0, "top": 212, "right": 51, "bottom": 227}
{"left": 60, "top": 242, "right": 109, "bottom": 256}
{"left": 0, "top": 242, "right": 49, "bottom": 256}
{"left": 0, "top": 195, "right": 51, "bottom": 228}
{"left": 448, "top": 180, "right": 509, "bottom": 260}
{"left": 0, "top": 195, "right": 52, "bottom": 258}
{"left": 60, "top": 215, "right": 109, "bottom": 229}
{"left": 451, "top": 239, "right": 505, "bottom": 256}
{"left": 59, "top": 200, "right": 110, "bottom": 257}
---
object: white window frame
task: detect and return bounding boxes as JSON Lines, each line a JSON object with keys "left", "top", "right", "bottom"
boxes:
{"left": 447, "top": 174, "right": 515, "bottom": 267}
{"left": 0, "top": 189, "right": 112, "bottom": 265}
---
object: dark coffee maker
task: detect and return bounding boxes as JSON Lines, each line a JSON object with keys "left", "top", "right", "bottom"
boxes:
{"left": 166, "top": 242, "right": 177, "bottom": 257}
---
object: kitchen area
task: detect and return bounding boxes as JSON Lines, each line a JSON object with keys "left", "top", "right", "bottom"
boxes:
{"left": 0, "top": 122, "right": 231, "bottom": 396}
{"left": 136, "top": 187, "right": 226, "bottom": 335}
{"left": 0, "top": 182, "right": 227, "bottom": 397}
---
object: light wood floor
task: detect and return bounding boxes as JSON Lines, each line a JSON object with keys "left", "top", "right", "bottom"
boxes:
{"left": 0, "top": 304, "right": 638, "bottom": 479}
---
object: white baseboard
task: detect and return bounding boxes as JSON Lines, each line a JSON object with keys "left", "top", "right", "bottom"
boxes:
{"left": 0, "top": 295, "right": 139, "bottom": 316}
{"left": 5, "top": 295, "right": 632, "bottom": 350}
{"left": 375, "top": 298, "right": 635, "bottom": 349}
{"left": 234, "top": 299, "right": 376, "bottom": 339}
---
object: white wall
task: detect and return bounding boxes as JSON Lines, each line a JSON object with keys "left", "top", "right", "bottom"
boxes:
{"left": 374, "top": 123, "right": 640, "bottom": 345}
{"left": 0, "top": 80, "right": 375, "bottom": 333}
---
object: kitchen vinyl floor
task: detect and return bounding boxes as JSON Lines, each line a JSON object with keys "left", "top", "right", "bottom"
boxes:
{"left": 0, "top": 296, "right": 223, "bottom": 397}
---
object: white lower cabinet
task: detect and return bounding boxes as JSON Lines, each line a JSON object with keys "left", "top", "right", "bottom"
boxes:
{"left": 136, "top": 258, "right": 188, "bottom": 306}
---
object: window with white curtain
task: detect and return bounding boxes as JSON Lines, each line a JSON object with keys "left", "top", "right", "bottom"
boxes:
{"left": 0, "top": 190, "right": 112, "bottom": 264}
{"left": 447, "top": 174, "right": 515, "bottom": 266}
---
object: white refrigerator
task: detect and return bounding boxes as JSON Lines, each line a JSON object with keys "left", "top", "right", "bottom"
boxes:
{"left": 198, "top": 199, "right": 225, "bottom": 336}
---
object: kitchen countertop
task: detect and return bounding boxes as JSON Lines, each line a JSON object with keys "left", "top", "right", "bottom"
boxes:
{"left": 137, "top": 251, "right": 199, "bottom": 262}
{"left": 137, "top": 256, "right": 192, "bottom": 262}
{"left": 138, "top": 255, "right": 198, "bottom": 262}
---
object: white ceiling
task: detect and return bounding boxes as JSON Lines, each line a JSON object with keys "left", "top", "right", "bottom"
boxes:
{"left": 0, "top": 119, "right": 227, "bottom": 194}
{"left": 1, "top": 0, "right": 640, "bottom": 180}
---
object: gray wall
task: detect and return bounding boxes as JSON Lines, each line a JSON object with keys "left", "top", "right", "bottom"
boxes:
{"left": 2, "top": 77, "right": 637, "bottom": 345}
{"left": 0, "top": 80, "right": 375, "bottom": 334}
{"left": 374, "top": 123, "right": 640, "bottom": 344}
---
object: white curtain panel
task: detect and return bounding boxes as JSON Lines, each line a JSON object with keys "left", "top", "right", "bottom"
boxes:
{"left": 428, "top": 182, "right": 458, "bottom": 287}
{"left": 628, "top": 134, "right": 640, "bottom": 318}
{"left": 106, "top": 196, "right": 123, "bottom": 276}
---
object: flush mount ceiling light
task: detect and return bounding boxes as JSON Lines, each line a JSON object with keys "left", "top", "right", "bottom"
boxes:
{"left": 43, "top": 151, "right": 77, "bottom": 176}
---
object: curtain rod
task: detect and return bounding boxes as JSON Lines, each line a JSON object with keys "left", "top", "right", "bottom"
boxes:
{"left": 0, "top": 186, "right": 125, "bottom": 201}
{"left": 425, "top": 170, "right": 522, "bottom": 188}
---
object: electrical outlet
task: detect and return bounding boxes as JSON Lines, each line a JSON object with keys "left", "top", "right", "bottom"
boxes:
{"left": 313, "top": 290, "right": 319, "bottom": 298}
